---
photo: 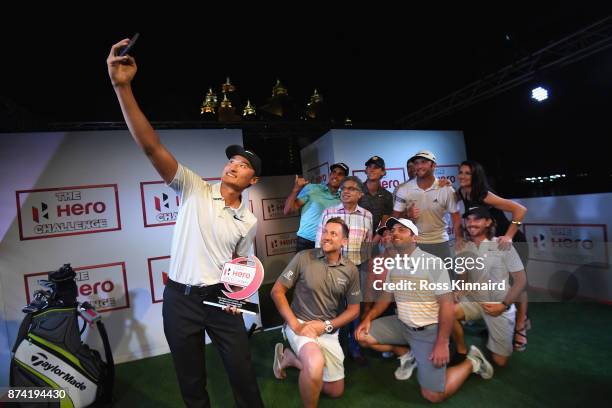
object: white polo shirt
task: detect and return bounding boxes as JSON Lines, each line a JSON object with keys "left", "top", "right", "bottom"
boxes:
{"left": 457, "top": 238, "right": 525, "bottom": 302}
{"left": 167, "top": 164, "right": 257, "bottom": 286}
{"left": 393, "top": 178, "right": 457, "bottom": 244}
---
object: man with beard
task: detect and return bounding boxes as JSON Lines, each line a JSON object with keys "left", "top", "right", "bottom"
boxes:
{"left": 356, "top": 217, "right": 493, "bottom": 403}
{"left": 392, "top": 151, "right": 460, "bottom": 263}
{"left": 452, "top": 205, "right": 527, "bottom": 367}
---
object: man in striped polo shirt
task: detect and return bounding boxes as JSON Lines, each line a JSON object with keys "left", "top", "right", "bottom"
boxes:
{"left": 356, "top": 217, "right": 493, "bottom": 403}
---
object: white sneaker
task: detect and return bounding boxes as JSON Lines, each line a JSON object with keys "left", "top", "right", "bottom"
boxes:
{"left": 467, "top": 345, "right": 494, "bottom": 379}
{"left": 394, "top": 352, "right": 416, "bottom": 380}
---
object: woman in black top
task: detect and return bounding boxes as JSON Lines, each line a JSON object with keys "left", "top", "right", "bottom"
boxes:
{"left": 454, "top": 160, "right": 531, "bottom": 351}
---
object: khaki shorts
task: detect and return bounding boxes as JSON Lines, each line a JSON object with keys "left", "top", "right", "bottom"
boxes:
{"left": 369, "top": 315, "right": 446, "bottom": 393}
{"left": 283, "top": 321, "right": 345, "bottom": 382}
{"left": 459, "top": 300, "right": 516, "bottom": 357}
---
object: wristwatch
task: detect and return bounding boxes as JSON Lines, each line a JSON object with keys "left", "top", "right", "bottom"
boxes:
{"left": 324, "top": 320, "right": 334, "bottom": 333}
{"left": 502, "top": 301, "right": 511, "bottom": 311}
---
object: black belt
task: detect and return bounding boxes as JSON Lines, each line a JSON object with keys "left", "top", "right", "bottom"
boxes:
{"left": 407, "top": 323, "right": 436, "bottom": 332}
{"left": 166, "top": 278, "right": 222, "bottom": 296}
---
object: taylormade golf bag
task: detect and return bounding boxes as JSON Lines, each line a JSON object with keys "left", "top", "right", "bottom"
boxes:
{"left": 10, "top": 264, "right": 114, "bottom": 407}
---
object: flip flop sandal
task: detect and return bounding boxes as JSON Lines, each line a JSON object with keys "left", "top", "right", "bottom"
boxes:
{"left": 273, "top": 343, "right": 286, "bottom": 379}
{"left": 513, "top": 328, "right": 528, "bottom": 352}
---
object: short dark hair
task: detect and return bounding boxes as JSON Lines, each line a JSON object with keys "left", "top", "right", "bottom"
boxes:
{"left": 340, "top": 176, "right": 365, "bottom": 193}
{"left": 326, "top": 217, "right": 350, "bottom": 238}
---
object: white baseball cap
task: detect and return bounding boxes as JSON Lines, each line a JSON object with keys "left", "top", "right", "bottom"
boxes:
{"left": 385, "top": 217, "right": 419, "bottom": 236}
{"left": 410, "top": 150, "right": 437, "bottom": 163}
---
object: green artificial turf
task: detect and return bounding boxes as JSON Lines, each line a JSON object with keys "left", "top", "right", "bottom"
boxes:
{"left": 113, "top": 302, "right": 612, "bottom": 407}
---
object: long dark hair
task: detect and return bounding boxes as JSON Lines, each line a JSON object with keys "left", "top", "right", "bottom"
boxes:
{"left": 460, "top": 160, "right": 491, "bottom": 203}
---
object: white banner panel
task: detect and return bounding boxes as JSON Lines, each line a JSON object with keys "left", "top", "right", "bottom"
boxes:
{"left": 24, "top": 262, "right": 130, "bottom": 312}
{"left": 247, "top": 175, "right": 300, "bottom": 284}
{"left": 17, "top": 185, "right": 121, "bottom": 240}
{"left": 515, "top": 193, "right": 612, "bottom": 303}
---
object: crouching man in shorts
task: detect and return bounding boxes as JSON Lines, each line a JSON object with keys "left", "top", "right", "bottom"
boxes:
{"left": 271, "top": 217, "right": 361, "bottom": 408}
{"left": 453, "top": 205, "right": 527, "bottom": 367}
{"left": 357, "top": 217, "right": 494, "bottom": 403}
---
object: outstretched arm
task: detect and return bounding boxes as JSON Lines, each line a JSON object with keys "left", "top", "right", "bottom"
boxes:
{"left": 107, "top": 39, "right": 178, "bottom": 184}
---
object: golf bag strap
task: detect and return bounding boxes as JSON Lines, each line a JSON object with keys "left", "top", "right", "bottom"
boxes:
{"left": 12, "top": 313, "right": 33, "bottom": 353}
{"left": 96, "top": 320, "right": 114, "bottom": 398}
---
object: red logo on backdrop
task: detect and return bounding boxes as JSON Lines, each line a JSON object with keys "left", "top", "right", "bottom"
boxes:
{"left": 306, "top": 162, "right": 329, "bottom": 184}
{"left": 16, "top": 185, "right": 121, "bottom": 240}
{"left": 154, "top": 193, "right": 179, "bottom": 212}
{"left": 31, "top": 202, "right": 49, "bottom": 223}
{"left": 140, "top": 178, "right": 221, "bottom": 227}
{"left": 265, "top": 231, "right": 298, "bottom": 257}
{"left": 353, "top": 168, "right": 406, "bottom": 193}
{"left": 434, "top": 165, "right": 460, "bottom": 186}
{"left": 524, "top": 223, "right": 609, "bottom": 267}
{"left": 24, "top": 262, "right": 130, "bottom": 312}
{"left": 262, "top": 197, "right": 299, "bottom": 221}
{"left": 148, "top": 255, "right": 171, "bottom": 303}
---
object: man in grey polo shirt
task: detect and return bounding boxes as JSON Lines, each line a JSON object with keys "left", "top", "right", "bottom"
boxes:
{"left": 392, "top": 150, "right": 460, "bottom": 263}
{"left": 108, "top": 41, "right": 263, "bottom": 408}
{"left": 356, "top": 217, "right": 493, "bottom": 403}
{"left": 452, "top": 205, "right": 527, "bottom": 367}
{"left": 271, "top": 217, "right": 361, "bottom": 408}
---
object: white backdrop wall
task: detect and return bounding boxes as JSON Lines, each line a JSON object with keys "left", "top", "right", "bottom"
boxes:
{"left": 515, "top": 193, "right": 612, "bottom": 303}
{"left": 0, "top": 129, "right": 263, "bottom": 386}
{"left": 301, "top": 129, "right": 467, "bottom": 192}
{"left": 248, "top": 176, "right": 300, "bottom": 285}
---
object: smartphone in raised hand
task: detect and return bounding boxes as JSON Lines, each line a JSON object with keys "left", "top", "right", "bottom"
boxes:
{"left": 117, "top": 33, "right": 140, "bottom": 57}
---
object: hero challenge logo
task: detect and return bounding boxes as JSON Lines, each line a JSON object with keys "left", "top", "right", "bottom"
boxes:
{"left": 153, "top": 193, "right": 180, "bottom": 222}
{"left": 17, "top": 185, "right": 121, "bottom": 240}
{"left": 31, "top": 202, "right": 49, "bottom": 223}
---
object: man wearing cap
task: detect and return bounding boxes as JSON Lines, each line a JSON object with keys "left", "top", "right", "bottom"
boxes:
{"left": 452, "top": 206, "right": 527, "bottom": 367}
{"left": 392, "top": 150, "right": 460, "bottom": 264}
{"left": 356, "top": 217, "right": 494, "bottom": 403}
{"left": 359, "top": 156, "right": 394, "bottom": 233}
{"left": 108, "top": 41, "right": 264, "bottom": 408}
{"left": 284, "top": 163, "right": 349, "bottom": 252}
{"left": 364, "top": 225, "right": 397, "bottom": 317}
{"left": 271, "top": 217, "right": 361, "bottom": 408}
